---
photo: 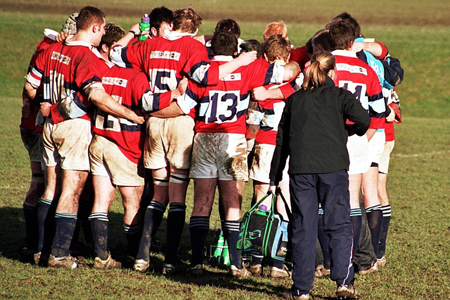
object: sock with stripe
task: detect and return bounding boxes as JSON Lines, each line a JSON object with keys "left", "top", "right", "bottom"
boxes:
{"left": 165, "top": 202, "right": 187, "bottom": 265}
{"left": 51, "top": 213, "right": 77, "bottom": 258}
{"left": 366, "top": 204, "right": 383, "bottom": 256}
{"left": 23, "top": 203, "right": 38, "bottom": 250}
{"left": 251, "top": 253, "right": 263, "bottom": 265}
{"left": 378, "top": 205, "right": 391, "bottom": 258}
{"left": 222, "top": 220, "right": 242, "bottom": 269}
{"left": 317, "top": 208, "right": 331, "bottom": 269}
{"left": 189, "top": 216, "right": 210, "bottom": 266}
{"left": 149, "top": 200, "right": 167, "bottom": 243}
{"left": 89, "top": 213, "right": 109, "bottom": 260}
{"left": 36, "top": 198, "right": 52, "bottom": 252}
{"left": 124, "top": 223, "right": 142, "bottom": 258}
{"left": 136, "top": 201, "right": 166, "bottom": 261}
{"left": 350, "top": 208, "right": 362, "bottom": 258}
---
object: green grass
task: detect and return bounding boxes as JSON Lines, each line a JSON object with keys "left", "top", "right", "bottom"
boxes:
{"left": 1, "top": 1, "right": 450, "bottom": 299}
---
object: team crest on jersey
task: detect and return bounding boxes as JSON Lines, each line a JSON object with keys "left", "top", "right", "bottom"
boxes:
{"left": 221, "top": 73, "right": 241, "bottom": 81}
{"left": 51, "top": 51, "right": 71, "bottom": 65}
{"left": 150, "top": 51, "right": 181, "bottom": 61}
{"left": 102, "top": 77, "right": 128, "bottom": 87}
{"left": 336, "top": 63, "right": 367, "bottom": 75}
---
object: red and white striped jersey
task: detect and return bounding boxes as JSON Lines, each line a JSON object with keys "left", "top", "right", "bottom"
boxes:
{"left": 21, "top": 35, "right": 56, "bottom": 131}
{"left": 26, "top": 40, "right": 109, "bottom": 124}
{"left": 110, "top": 31, "right": 220, "bottom": 110}
{"left": 181, "top": 56, "right": 277, "bottom": 134}
{"left": 332, "top": 50, "right": 385, "bottom": 129}
{"left": 93, "top": 66, "right": 164, "bottom": 163}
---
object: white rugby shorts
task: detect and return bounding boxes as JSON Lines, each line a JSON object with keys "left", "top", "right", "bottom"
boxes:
{"left": 249, "top": 142, "right": 289, "bottom": 184}
{"left": 190, "top": 132, "right": 248, "bottom": 181}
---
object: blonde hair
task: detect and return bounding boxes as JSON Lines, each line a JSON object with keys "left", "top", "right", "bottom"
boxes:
{"left": 302, "top": 51, "right": 335, "bottom": 90}
{"left": 263, "top": 21, "right": 288, "bottom": 42}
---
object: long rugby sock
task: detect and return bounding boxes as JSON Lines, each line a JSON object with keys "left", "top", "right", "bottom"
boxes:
{"left": 51, "top": 213, "right": 77, "bottom": 258}
{"left": 350, "top": 208, "right": 362, "bottom": 258}
{"left": 89, "top": 213, "right": 109, "bottom": 260}
{"left": 366, "top": 204, "right": 383, "bottom": 257}
{"left": 149, "top": 200, "right": 167, "bottom": 242}
{"left": 165, "top": 202, "right": 186, "bottom": 265}
{"left": 317, "top": 208, "right": 331, "bottom": 269}
{"left": 222, "top": 220, "right": 242, "bottom": 269}
{"left": 251, "top": 254, "right": 263, "bottom": 265}
{"left": 136, "top": 201, "right": 166, "bottom": 261}
{"left": 23, "top": 203, "right": 38, "bottom": 250}
{"left": 36, "top": 198, "right": 52, "bottom": 252}
{"left": 378, "top": 205, "right": 391, "bottom": 258}
{"left": 124, "top": 223, "right": 142, "bottom": 258}
{"left": 189, "top": 216, "right": 210, "bottom": 266}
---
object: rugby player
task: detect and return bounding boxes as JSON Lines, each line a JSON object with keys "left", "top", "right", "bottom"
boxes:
{"left": 110, "top": 7, "right": 260, "bottom": 274}
{"left": 182, "top": 31, "right": 299, "bottom": 276}
{"left": 24, "top": 6, "right": 144, "bottom": 269}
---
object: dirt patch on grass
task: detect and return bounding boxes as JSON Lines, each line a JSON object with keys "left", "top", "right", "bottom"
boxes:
{"left": 3, "top": 1, "right": 450, "bottom": 26}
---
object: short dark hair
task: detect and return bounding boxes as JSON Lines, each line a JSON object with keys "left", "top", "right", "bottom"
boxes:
{"left": 328, "top": 20, "right": 357, "bottom": 51}
{"left": 149, "top": 6, "right": 173, "bottom": 31}
{"left": 312, "top": 29, "right": 331, "bottom": 52}
{"left": 327, "top": 12, "right": 361, "bottom": 37}
{"left": 172, "top": 7, "right": 202, "bottom": 34}
{"left": 211, "top": 31, "right": 237, "bottom": 56}
{"left": 76, "top": 6, "right": 105, "bottom": 31}
{"left": 98, "top": 23, "right": 125, "bottom": 50}
{"left": 214, "top": 19, "right": 241, "bottom": 38}
{"left": 240, "top": 39, "right": 263, "bottom": 59}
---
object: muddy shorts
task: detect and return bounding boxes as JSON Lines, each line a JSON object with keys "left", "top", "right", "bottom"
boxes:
{"left": 42, "top": 118, "right": 92, "bottom": 171}
{"left": 190, "top": 132, "right": 248, "bottom": 181}
{"left": 249, "top": 142, "right": 289, "bottom": 183}
{"left": 144, "top": 115, "right": 194, "bottom": 170}
{"left": 89, "top": 134, "right": 144, "bottom": 186}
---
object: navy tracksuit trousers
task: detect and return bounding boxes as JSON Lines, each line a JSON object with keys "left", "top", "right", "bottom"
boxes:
{"left": 289, "top": 170, "right": 354, "bottom": 294}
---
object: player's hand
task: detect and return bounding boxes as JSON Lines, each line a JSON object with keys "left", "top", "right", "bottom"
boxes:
{"left": 56, "top": 31, "right": 70, "bottom": 43}
{"left": 236, "top": 51, "right": 257, "bottom": 66}
{"left": 40, "top": 102, "right": 52, "bottom": 117}
{"left": 176, "top": 77, "right": 188, "bottom": 96}
{"left": 22, "top": 100, "right": 32, "bottom": 119}
{"left": 386, "top": 107, "right": 396, "bottom": 122}
{"left": 129, "top": 110, "right": 145, "bottom": 124}
{"left": 267, "top": 185, "right": 277, "bottom": 195}
{"left": 252, "top": 86, "right": 269, "bottom": 101}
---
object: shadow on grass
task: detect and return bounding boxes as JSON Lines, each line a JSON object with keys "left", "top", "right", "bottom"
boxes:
{"left": 0, "top": 207, "right": 293, "bottom": 298}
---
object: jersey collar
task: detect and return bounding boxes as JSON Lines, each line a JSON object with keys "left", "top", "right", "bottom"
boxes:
{"left": 163, "top": 29, "right": 196, "bottom": 41}
{"left": 332, "top": 49, "right": 357, "bottom": 58}
{"left": 211, "top": 55, "right": 234, "bottom": 62}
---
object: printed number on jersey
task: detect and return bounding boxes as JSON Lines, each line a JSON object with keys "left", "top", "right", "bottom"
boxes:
{"left": 95, "top": 95, "right": 123, "bottom": 132}
{"left": 205, "top": 90, "right": 240, "bottom": 124}
{"left": 149, "top": 69, "right": 177, "bottom": 93}
{"left": 339, "top": 81, "right": 368, "bottom": 110}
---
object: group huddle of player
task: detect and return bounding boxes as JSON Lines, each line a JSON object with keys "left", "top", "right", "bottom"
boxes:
{"left": 20, "top": 5, "right": 403, "bottom": 299}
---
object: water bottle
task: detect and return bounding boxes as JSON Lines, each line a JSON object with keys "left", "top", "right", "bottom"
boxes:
{"left": 259, "top": 204, "right": 268, "bottom": 211}
{"left": 213, "top": 230, "right": 224, "bottom": 259}
{"left": 139, "top": 14, "right": 150, "bottom": 41}
{"left": 221, "top": 240, "right": 231, "bottom": 266}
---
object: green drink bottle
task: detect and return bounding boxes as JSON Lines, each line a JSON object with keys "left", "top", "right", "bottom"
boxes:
{"left": 139, "top": 14, "right": 150, "bottom": 41}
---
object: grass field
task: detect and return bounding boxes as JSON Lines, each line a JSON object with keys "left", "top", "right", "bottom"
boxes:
{"left": 1, "top": 1, "right": 449, "bottom": 299}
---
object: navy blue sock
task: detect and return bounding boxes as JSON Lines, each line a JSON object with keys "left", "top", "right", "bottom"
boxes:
{"left": 378, "top": 205, "right": 391, "bottom": 258}
{"left": 317, "top": 208, "right": 331, "bottom": 269}
{"left": 89, "top": 213, "right": 109, "bottom": 260}
{"left": 136, "top": 201, "right": 166, "bottom": 261}
{"left": 36, "top": 198, "right": 52, "bottom": 252}
{"left": 366, "top": 204, "right": 383, "bottom": 257}
{"left": 51, "top": 213, "right": 77, "bottom": 257}
{"left": 189, "top": 216, "right": 210, "bottom": 266}
{"left": 124, "top": 223, "right": 142, "bottom": 258}
{"left": 251, "top": 253, "right": 263, "bottom": 265}
{"left": 350, "top": 208, "right": 362, "bottom": 258}
{"left": 165, "top": 203, "right": 186, "bottom": 264}
{"left": 222, "top": 220, "right": 241, "bottom": 268}
{"left": 272, "top": 259, "right": 284, "bottom": 269}
{"left": 23, "top": 203, "right": 38, "bottom": 250}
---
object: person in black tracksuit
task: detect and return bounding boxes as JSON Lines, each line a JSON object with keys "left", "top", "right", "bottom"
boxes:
{"left": 269, "top": 51, "right": 370, "bottom": 299}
